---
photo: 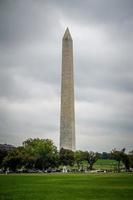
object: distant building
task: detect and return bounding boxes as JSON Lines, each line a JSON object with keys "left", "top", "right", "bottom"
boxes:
{"left": 0, "top": 144, "right": 15, "bottom": 152}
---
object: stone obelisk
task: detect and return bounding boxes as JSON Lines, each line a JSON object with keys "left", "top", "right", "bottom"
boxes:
{"left": 60, "top": 28, "right": 75, "bottom": 151}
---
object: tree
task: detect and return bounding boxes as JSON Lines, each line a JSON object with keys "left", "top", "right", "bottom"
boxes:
{"left": 100, "top": 152, "right": 111, "bottom": 160}
{"left": 23, "top": 138, "right": 58, "bottom": 170}
{"left": 2, "top": 147, "right": 24, "bottom": 171}
{"left": 83, "top": 151, "right": 99, "bottom": 170}
{"left": 122, "top": 153, "right": 130, "bottom": 171}
{"left": 111, "top": 148, "right": 130, "bottom": 172}
{"left": 0, "top": 144, "right": 15, "bottom": 167}
{"left": 59, "top": 148, "right": 74, "bottom": 166}
{"left": 2, "top": 138, "right": 59, "bottom": 171}
{"left": 128, "top": 150, "right": 133, "bottom": 168}
{"left": 0, "top": 149, "right": 8, "bottom": 168}
{"left": 74, "top": 150, "right": 85, "bottom": 170}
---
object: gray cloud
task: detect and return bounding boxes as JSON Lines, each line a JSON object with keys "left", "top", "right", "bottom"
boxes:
{"left": 52, "top": 0, "right": 133, "bottom": 24}
{"left": 0, "top": 0, "right": 59, "bottom": 46}
{"left": 0, "top": 0, "right": 133, "bottom": 152}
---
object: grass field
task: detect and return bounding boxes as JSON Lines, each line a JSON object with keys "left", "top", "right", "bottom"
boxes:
{"left": 71, "top": 159, "right": 123, "bottom": 171}
{"left": 0, "top": 173, "right": 133, "bottom": 200}
{"left": 94, "top": 159, "right": 123, "bottom": 170}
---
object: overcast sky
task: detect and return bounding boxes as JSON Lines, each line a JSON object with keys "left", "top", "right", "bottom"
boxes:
{"left": 0, "top": 0, "right": 133, "bottom": 152}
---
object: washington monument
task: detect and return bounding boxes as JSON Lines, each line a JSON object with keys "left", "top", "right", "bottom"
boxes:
{"left": 60, "top": 28, "right": 75, "bottom": 151}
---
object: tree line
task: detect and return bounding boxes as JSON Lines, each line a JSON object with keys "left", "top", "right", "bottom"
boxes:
{"left": 0, "top": 138, "right": 133, "bottom": 172}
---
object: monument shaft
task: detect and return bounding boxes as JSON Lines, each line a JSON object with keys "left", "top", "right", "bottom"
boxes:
{"left": 60, "top": 28, "right": 75, "bottom": 151}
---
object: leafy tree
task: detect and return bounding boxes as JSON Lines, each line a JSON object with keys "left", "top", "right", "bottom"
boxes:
{"left": 74, "top": 150, "right": 85, "bottom": 170}
{"left": 122, "top": 154, "right": 130, "bottom": 171}
{"left": 23, "top": 138, "right": 58, "bottom": 170}
{"left": 2, "top": 138, "right": 59, "bottom": 171}
{"left": 0, "top": 144, "right": 15, "bottom": 167}
{"left": 100, "top": 152, "right": 111, "bottom": 160}
{"left": 2, "top": 147, "right": 24, "bottom": 171}
{"left": 128, "top": 150, "right": 133, "bottom": 168}
{"left": 111, "top": 148, "right": 130, "bottom": 172}
{"left": 59, "top": 148, "right": 74, "bottom": 166}
{"left": 83, "top": 151, "right": 99, "bottom": 170}
{"left": 111, "top": 148, "right": 123, "bottom": 172}
{"left": 0, "top": 150, "right": 8, "bottom": 167}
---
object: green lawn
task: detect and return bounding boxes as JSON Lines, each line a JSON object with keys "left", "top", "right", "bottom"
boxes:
{"left": 0, "top": 173, "right": 133, "bottom": 200}
{"left": 94, "top": 159, "right": 123, "bottom": 170}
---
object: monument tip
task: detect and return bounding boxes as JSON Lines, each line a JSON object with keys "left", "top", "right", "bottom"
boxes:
{"left": 63, "top": 27, "right": 72, "bottom": 40}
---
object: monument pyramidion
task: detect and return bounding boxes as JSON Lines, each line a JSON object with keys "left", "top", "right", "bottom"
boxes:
{"left": 60, "top": 28, "right": 75, "bottom": 151}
